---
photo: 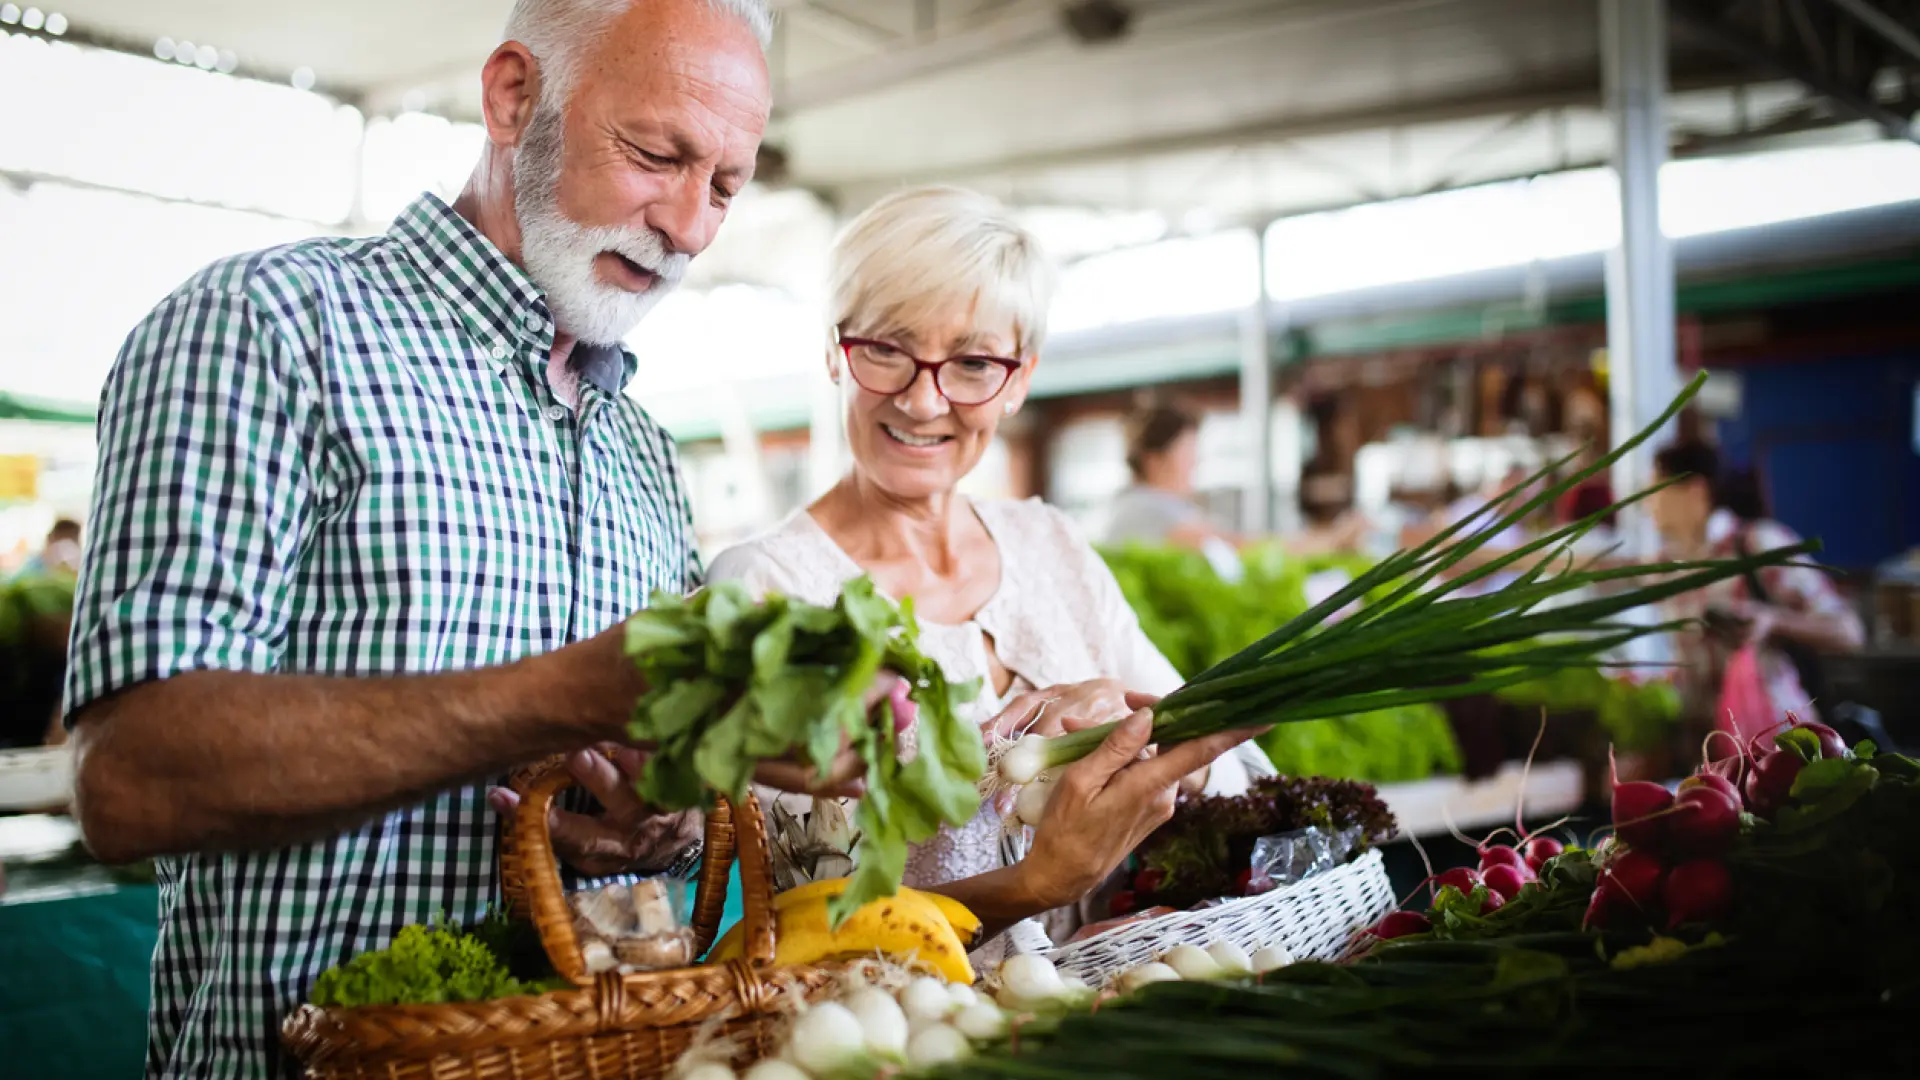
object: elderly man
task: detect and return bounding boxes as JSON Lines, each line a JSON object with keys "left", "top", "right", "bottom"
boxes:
{"left": 64, "top": 2, "right": 846, "bottom": 1076}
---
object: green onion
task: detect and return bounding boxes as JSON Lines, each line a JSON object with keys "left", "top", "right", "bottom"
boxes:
{"left": 999, "top": 371, "right": 1819, "bottom": 784}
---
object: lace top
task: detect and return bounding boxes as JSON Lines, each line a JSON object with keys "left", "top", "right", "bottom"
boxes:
{"left": 707, "top": 498, "right": 1272, "bottom": 955}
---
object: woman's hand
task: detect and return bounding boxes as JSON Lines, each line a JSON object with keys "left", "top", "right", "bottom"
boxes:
{"left": 985, "top": 679, "right": 1150, "bottom": 740}
{"left": 1013, "top": 710, "right": 1259, "bottom": 910}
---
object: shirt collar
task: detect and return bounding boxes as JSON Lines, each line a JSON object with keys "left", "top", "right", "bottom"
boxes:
{"left": 390, "top": 193, "right": 638, "bottom": 397}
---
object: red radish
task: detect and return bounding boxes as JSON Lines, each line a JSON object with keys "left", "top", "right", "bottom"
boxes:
{"left": 1667, "top": 784, "right": 1742, "bottom": 856}
{"left": 1478, "top": 845, "right": 1526, "bottom": 872}
{"left": 1743, "top": 750, "right": 1805, "bottom": 818}
{"left": 1662, "top": 859, "right": 1733, "bottom": 928}
{"left": 1133, "top": 867, "right": 1165, "bottom": 894}
{"left": 1481, "top": 862, "right": 1528, "bottom": 902}
{"left": 1522, "top": 836, "right": 1564, "bottom": 873}
{"left": 1433, "top": 867, "right": 1483, "bottom": 896}
{"left": 1613, "top": 781, "right": 1675, "bottom": 850}
{"left": 1680, "top": 772, "right": 1740, "bottom": 804}
{"left": 1108, "top": 890, "right": 1136, "bottom": 917}
{"left": 1796, "top": 721, "right": 1847, "bottom": 760}
{"left": 1478, "top": 887, "right": 1506, "bottom": 915}
{"left": 1601, "top": 849, "right": 1667, "bottom": 917}
{"left": 1368, "top": 911, "right": 1432, "bottom": 940}
{"left": 1583, "top": 883, "right": 1620, "bottom": 930}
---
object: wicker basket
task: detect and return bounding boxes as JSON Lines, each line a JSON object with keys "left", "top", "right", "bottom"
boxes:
{"left": 282, "top": 759, "right": 829, "bottom": 1080}
{"left": 1044, "top": 847, "right": 1395, "bottom": 988}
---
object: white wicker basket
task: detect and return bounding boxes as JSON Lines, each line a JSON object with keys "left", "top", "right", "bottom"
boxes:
{"left": 1045, "top": 847, "right": 1395, "bottom": 988}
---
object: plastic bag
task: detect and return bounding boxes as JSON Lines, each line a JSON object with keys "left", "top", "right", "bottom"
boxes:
{"left": 1245, "top": 824, "right": 1364, "bottom": 894}
{"left": 566, "top": 878, "right": 697, "bottom": 973}
{"left": 1716, "top": 644, "right": 1779, "bottom": 753}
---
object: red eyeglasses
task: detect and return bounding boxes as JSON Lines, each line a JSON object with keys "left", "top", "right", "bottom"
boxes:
{"left": 835, "top": 330, "right": 1023, "bottom": 407}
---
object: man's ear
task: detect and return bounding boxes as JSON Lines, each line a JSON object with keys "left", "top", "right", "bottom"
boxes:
{"left": 479, "top": 42, "right": 542, "bottom": 148}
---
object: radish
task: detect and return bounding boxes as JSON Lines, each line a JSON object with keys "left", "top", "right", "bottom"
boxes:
{"left": 1601, "top": 849, "right": 1667, "bottom": 918}
{"left": 1477, "top": 887, "right": 1506, "bottom": 915}
{"left": 1797, "top": 721, "right": 1847, "bottom": 760}
{"left": 1477, "top": 845, "right": 1527, "bottom": 873}
{"left": 1583, "top": 882, "right": 1621, "bottom": 930}
{"left": 1522, "top": 836, "right": 1564, "bottom": 873}
{"left": 1481, "top": 862, "right": 1528, "bottom": 902}
{"left": 1743, "top": 750, "right": 1805, "bottom": 818}
{"left": 1612, "top": 780, "right": 1675, "bottom": 850}
{"left": 1367, "top": 911, "right": 1432, "bottom": 940}
{"left": 1662, "top": 859, "right": 1733, "bottom": 929}
{"left": 1680, "top": 772, "right": 1740, "bottom": 804}
{"left": 1433, "top": 866, "right": 1483, "bottom": 896}
{"left": 1667, "top": 784, "right": 1742, "bottom": 856}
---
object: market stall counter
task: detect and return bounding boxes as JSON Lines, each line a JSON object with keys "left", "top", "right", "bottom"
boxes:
{"left": 0, "top": 815, "right": 159, "bottom": 1080}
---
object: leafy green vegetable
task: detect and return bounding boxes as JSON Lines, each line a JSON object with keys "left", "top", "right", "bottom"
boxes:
{"left": 623, "top": 578, "right": 981, "bottom": 927}
{"left": 310, "top": 917, "right": 546, "bottom": 1007}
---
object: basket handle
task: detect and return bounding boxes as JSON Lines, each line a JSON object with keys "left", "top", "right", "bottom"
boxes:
{"left": 498, "top": 755, "right": 780, "bottom": 985}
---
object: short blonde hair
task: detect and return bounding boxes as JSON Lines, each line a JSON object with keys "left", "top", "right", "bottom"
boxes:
{"left": 827, "top": 186, "right": 1057, "bottom": 358}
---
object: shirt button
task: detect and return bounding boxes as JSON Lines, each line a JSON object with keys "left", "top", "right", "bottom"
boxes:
{"left": 546, "top": 405, "right": 566, "bottom": 421}
{"left": 491, "top": 344, "right": 508, "bottom": 360}
{"left": 524, "top": 312, "right": 545, "bottom": 333}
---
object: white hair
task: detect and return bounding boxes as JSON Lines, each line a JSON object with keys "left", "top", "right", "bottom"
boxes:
{"left": 503, "top": 0, "right": 773, "bottom": 109}
{"left": 829, "top": 186, "right": 1058, "bottom": 358}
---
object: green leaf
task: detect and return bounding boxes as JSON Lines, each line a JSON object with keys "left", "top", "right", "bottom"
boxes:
{"left": 630, "top": 678, "right": 725, "bottom": 743}
{"left": 624, "top": 610, "right": 698, "bottom": 655}
{"left": 692, "top": 696, "right": 757, "bottom": 803}
{"left": 1779, "top": 762, "right": 1877, "bottom": 831}
{"left": 1775, "top": 727, "right": 1823, "bottom": 763}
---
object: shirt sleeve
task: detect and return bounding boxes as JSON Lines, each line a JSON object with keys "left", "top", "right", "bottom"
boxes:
{"left": 1749, "top": 520, "right": 1852, "bottom": 619}
{"left": 65, "top": 286, "right": 320, "bottom": 722}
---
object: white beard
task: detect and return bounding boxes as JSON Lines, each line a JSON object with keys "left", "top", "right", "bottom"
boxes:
{"left": 512, "top": 105, "right": 690, "bottom": 345}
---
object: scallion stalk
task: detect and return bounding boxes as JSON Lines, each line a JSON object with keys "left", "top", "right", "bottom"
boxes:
{"left": 997, "top": 372, "right": 1821, "bottom": 785}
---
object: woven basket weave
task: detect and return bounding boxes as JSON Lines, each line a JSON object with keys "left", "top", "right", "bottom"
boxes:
{"left": 1045, "top": 847, "right": 1395, "bottom": 988}
{"left": 282, "top": 758, "right": 828, "bottom": 1080}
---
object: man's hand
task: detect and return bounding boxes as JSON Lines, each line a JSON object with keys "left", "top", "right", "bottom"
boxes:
{"left": 488, "top": 746, "right": 702, "bottom": 877}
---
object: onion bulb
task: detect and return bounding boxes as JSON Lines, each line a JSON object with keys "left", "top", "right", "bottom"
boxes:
{"left": 906, "top": 1025, "right": 974, "bottom": 1068}
{"left": 741, "top": 1062, "right": 808, "bottom": 1080}
{"left": 1250, "top": 944, "right": 1295, "bottom": 973}
{"left": 842, "top": 987, "right": 908, "bottom": 1060}
{"left": 1161, "top": 944, "right": 1224, "bottom": 981}
{"left": 899, "top": 977, "right": 954, "bottom": 1025}
{"left": 952, "top": 1001, "right": 1009, "bottom": 1041}
{"left": 1205, "top": 940, "right": 1253, "bottom": 976}
{"left": 1012, "top": 774, "right": 1056, "bottom": 826}
{"left": 996, "top": 953, "right": 1066, "bottom": 1008}
{"left": 1116, "top": 962, "right": 1181, "bottom": 993}
{"left": 1000, "top": 734, "right": 1049, "bottom": 785}
{"left": 946, "top": 983, "right": 980, "bottom": 1011}
{"left": 787, "top": 1002, "right": 865, "bottom": 1076}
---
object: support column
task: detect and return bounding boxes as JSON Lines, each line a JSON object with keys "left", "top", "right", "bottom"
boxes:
{"left": 1601, "top": 0, "right": 1680, "bottom": 530}
{"left": 1239, "top": 224, "right": 1275, "bottom": 535}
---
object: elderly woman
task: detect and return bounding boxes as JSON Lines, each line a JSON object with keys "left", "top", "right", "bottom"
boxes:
{"left": 709, "top": 187, "right": 1270, "bottom": 954}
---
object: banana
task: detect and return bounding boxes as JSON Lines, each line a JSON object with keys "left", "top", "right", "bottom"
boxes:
{"left": 774, "top": 887, "right": 975, "bottom": 984}
{"left": 917, "top": 891, "right": 983, "bottom": 947}
{"left": 703, "top": 879, "right": 979, "bottom": 984}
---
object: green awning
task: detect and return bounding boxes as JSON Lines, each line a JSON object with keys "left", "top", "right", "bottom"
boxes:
{"left": 0, "top": 392, "right": 96, "bottom": 425}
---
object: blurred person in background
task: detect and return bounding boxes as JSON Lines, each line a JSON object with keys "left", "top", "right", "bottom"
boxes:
{"left": 1106, "top": 401, "right": 1367, "bottom": 579}
{"left": 1648, "top": 440, "right": 1863, "bottom": 735}
{"left": 16, "top": 516, "right": 82, "bottom": 577}
{"left": 59, "top": 3, "right": 893, "bottom": 1076}
{"left": 709, "top": 186, "right": 1271, "bottom": 957}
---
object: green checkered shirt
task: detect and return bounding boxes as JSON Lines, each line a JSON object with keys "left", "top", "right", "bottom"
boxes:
{"left": 66, "top": 194, "right": 702, "bottom": 1080}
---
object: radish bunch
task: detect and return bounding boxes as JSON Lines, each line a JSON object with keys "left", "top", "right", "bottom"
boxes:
{"left": 1591, "top": 718, "right": 1851, "bottom": 932}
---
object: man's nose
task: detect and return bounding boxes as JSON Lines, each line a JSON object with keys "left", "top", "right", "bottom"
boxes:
{"left": 645, "top": 176, "right": 718, "bottom": 257}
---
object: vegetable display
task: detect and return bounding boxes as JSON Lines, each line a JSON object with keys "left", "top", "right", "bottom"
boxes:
{"left": 997, "top": 373, "right": 1813, "bottom": 791}
{"left": 623, "top": 578, "right": 982, "bottom": 926}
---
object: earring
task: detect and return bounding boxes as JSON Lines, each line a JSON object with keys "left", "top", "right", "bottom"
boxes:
{"left": 1004, "top": 402, "right": 1016, "bottom": 416}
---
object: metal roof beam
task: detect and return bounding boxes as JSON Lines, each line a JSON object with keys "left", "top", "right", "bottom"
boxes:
{"left": 1673, "top": 0, "right": 1918, "bottom": 140}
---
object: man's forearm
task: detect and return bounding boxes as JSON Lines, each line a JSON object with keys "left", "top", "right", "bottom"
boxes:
{"left": 71, "top": 628, "right": 639, "bottom": 863}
